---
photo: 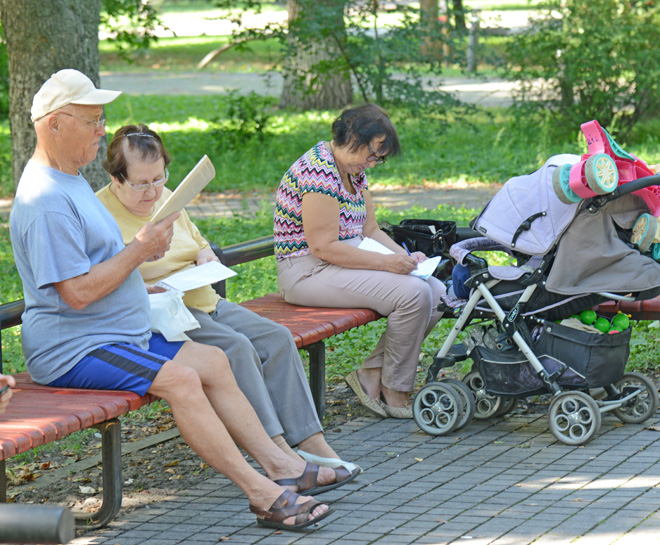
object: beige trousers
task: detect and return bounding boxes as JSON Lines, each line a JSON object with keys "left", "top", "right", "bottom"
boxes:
{"left": 277, "top": 241, "right": 445, "bottom": 392}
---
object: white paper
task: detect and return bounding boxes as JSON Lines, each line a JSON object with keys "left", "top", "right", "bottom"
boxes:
{"left": 155, "top": 261, "right": 237, "bottom": 293}
{"left": 412, "top": 255, "right": 443, "bottom": 280}
{"left": 151, "top": 155, "right": 216, "bottom": 224}
{"left": 358, "top": 237, "right": 395, "bottom": 255}
{"left": 358, "top": 237, "right": 444, "bottom": 280}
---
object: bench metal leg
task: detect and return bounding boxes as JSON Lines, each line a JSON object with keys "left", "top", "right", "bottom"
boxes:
{"left": 305, "top": 342, "right": 326, "bottom": 420}
{"left": 0, "top": 459, "right": 5, "bottom": 503}
{"left": 75, "top": 418, "right": 123, "bottom": 530}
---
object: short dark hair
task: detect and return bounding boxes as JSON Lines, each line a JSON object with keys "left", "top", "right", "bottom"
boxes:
{"left": 103, "top": 124, "right": 171, "bottom": 182}
{"left": 331, "top": 104, "right": 401, "bottom": 157}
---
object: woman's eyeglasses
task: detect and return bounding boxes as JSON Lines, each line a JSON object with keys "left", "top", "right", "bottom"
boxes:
{"left": 366, "top": 143, "right": 387, "bottom": 165}
{"left": 122, "top": 168, "right": 169, "bottom": 192}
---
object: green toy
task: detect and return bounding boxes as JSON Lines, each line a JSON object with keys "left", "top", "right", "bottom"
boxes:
{"left": 579, "top": 309, "right": 597, "bottom": 325}
{"left": 594, "top": 317, "right": 611, "bottom": 333}
{"left": 611, "top": 313, "right": 630, "bottom": 331}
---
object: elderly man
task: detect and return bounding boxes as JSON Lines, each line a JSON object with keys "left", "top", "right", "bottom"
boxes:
{"left": 8, "top": 69, "right": 346, "bottom": 531}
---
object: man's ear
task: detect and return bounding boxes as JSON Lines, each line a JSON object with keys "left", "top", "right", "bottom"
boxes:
{"left": 46, "top": 114, "right": 60, "bottom": 133}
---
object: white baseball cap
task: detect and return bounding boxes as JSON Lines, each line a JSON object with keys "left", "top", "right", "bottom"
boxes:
{"left": 31, "top": 69, "right": 122, "bottom": 122}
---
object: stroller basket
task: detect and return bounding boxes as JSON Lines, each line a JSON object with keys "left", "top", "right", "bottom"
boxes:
{"left": 471, "top": 321, "right": 631, "bottom": 397}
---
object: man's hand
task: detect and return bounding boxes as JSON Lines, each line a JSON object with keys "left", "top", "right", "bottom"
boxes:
{"left": 134, "top": 212, "right": 180, "bottom": 262}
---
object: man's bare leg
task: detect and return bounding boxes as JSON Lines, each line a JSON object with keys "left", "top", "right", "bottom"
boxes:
{"left": 171, "top": 342, "right": 340, "bottom": 487}
{"left": 148, "top": 359, "right": 328, "bottom": 524}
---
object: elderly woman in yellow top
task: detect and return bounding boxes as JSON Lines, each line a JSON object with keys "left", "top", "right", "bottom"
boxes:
{"left": 96, "top": 124, "right": 360, "bottom": 486}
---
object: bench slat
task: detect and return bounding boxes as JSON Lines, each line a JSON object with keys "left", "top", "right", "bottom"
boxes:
{"left": 0, "top": 374, "right": 157, "bottom": 461}
{"left": 239, "top": 293, "right": 382, "bottom": 348}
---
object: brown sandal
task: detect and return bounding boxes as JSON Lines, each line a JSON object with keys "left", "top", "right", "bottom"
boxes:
{"left": 250, "top": 489, "right": 334, "bottom": 531}
{"left": 274, "top": 462, "right": 360, "bottom": 495}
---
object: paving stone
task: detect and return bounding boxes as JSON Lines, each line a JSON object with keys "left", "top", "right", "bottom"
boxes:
{"left": 70, "top": 407, "right": 660, "bottom": 545}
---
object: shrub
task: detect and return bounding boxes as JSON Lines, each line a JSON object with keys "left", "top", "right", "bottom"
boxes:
{"left": 210, "top": 91, "right": 276, "bottom": 151}
{"left": 504, "top": 0, "right": 660, "bottom": 140}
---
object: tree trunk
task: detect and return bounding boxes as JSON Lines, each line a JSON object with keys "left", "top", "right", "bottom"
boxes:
{"left": 0, "top": 0, "right": 109, "bottom": 190}
{"left": 420, "top": 0, "right": 442, "bottom": 60}
{"left": 279, "top": 0, "right": 352, "bottom": 110}
{"left": 452, "top": 0, "right": 466, "bottom": 31}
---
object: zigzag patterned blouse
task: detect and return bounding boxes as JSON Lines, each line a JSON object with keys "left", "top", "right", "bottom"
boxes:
{"left": 274, "top": 141, "right": 369, "bottom": 260}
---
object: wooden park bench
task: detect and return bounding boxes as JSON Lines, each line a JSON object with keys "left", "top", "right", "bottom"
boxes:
{"left": 0, "top": 235, "right": 382, "bottom": 529}
{"left": 2, "top": 232, "right": 659, "bottom": 529}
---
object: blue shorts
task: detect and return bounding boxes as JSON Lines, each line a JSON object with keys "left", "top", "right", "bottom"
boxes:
{"left": 49, "top": 333, "right": 185, "bottom": 396}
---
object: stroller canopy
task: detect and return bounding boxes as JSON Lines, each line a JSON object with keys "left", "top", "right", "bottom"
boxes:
{"left": 547, "top": 193, "right": 660, "bottom": 295}
{"left": 473, "top": 154, "right": 581, "bottom": 256}
{"left": 471, "top": 154, "right": 660, "bottom": 296}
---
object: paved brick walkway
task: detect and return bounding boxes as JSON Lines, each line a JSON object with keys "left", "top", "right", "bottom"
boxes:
{"left": 71, "top": 408, "right": 660, "bottom": 545}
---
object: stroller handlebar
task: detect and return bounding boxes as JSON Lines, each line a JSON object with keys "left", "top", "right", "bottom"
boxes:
{"left": 612, "top": 174, "right": 660, "bottom": 197}
{"left": 589, "top": 173, "right": 660, "bottom": 210}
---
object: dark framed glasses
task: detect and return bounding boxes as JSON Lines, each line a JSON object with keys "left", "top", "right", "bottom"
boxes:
{"left": 367, "top": 143, "right": 387, "bottom": 165}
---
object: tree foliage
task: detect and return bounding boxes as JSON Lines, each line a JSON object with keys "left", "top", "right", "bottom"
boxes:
{"left": 214, "top": 0, "right": 464, "bottom": 114}
{"left": 100, "top": 0, "right": 165, "bottom": 62}
{"left": 504, "top": 0, "right": 660, "bottom": 139}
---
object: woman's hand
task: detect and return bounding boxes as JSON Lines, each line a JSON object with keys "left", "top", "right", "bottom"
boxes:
{"left": 145, "top": 283, "right": 167, "bottom": 294}
{"left": 411, "top": 251, "right": 427, "bottom": 264}
{"left": 196, "top": 247, "right": 220, "bottom": 266}
{"left": 384, "top": 254, "right": 419, "bottom": 274}
{"left": 0, "top": 374, "right": 16, "bottom": 414}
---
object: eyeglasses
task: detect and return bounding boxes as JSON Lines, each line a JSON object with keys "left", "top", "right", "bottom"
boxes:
{"left": 57, "top": 111, "right": 106, "bottom": 129}
{"left": 366, "top": 143, "right": 387, "bottom": 165}
{"left": 122, "top": 168, "right": 169, "bottom": 192}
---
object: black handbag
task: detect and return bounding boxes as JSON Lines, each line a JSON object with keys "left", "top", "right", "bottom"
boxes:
{"left": 381, "top": 219, "right": 457, "bottom": 280}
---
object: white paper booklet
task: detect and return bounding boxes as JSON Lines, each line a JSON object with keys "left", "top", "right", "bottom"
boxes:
{"left": 155, "top": 261, "right": 237, "bottom": 292}
{"left": 151, "top": 155, "right": 216, "bottom": 224}
{"left": 358, "top": 237, "right": 443, "bottom": 280}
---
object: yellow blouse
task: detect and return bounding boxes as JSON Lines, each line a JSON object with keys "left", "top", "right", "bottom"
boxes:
{"left": 96, "top": 185, "right": 220, "bottom": 313}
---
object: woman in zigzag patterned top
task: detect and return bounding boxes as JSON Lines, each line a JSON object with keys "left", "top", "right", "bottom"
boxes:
{"left": 274, "top": 104, "right": 446, "bottom": 419}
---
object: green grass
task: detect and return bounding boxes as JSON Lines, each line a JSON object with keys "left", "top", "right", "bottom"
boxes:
{"left": 99, "top": 96, "right": 660, "bottom": 196}
{"left": 3, "top": 94, "right": 660, "bottom": 198}
{"left": 100, "top": 36, "right": 282, "bottom": 73}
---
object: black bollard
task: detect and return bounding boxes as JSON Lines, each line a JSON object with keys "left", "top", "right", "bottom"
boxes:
{"left": 0, "top": 504, "right": 75, "bottom": 544}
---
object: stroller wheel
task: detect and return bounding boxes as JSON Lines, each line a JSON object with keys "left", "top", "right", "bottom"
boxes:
{"left": 631, "top": 213, "right": 660, "bottom": 254}
{"left": 439, "top": 378, "right": 476, "bottom": 431}
{"left": 494, "top": 397, "right": 518, "bottom": 417}
{"left": 653, "top": 243, "right": 660, "bottom": 262}
{"left": 612, "top": 372, "right": 659, "bottom": 424}
{"left": 548, "top": 391, "right": 601, "bottom": 446}
{"left": 585, "top": 154, "right": 618, "bottom": 195}
{"left": 413, "top": 382, "right": 463, "bottom": 436}
{"left": 552, "top": 164, "right": 581, "bottom": 204}
{"left": 462, "top": 371, "right": 503, "bottom": 419}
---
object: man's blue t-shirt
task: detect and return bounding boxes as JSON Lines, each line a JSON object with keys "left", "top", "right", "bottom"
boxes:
{"left": 9, "top": 161, "right": 151, "bottom": 385}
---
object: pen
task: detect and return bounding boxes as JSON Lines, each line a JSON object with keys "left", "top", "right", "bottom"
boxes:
{"left": 0, "top": 384, "right": 9, "bottom": 396}
{"left": 402, "top": 242, "right": 412, "bottom": 256}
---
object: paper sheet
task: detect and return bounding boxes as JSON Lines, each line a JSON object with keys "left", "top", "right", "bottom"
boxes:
{"left": 155, "top": 261, "right": 237, "bottom": 292}
{"left": 151, "top": 155, "right": 216, "bottom": 224}
{"left": 358, "top": 237, "right": 443, "bottom": 280}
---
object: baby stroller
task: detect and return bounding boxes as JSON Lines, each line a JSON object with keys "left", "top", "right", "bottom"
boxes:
{"left": 413, "top": 153, "right": 660, "bottom": 446}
